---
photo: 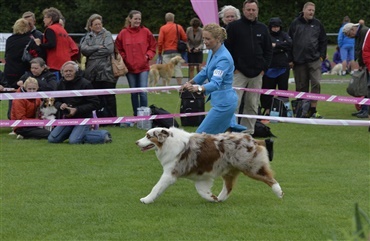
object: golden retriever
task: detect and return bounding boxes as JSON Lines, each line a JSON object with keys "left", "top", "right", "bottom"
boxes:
{"left": 149, "top": 56, "right": 185, "bottom": 91}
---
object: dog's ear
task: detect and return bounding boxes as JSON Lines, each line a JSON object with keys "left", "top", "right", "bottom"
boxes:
{"left": 157, "top": 129, "right": 170, "bottom": 143}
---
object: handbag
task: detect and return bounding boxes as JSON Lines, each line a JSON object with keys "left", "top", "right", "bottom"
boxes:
{"left": 111, "top": 45, "right": 128, "bottom": 77}
{"left": 176, "top": 24, "right": 187, "bottom": 53}
{"left": 346, "top": 68, "right": 368, "bottom": 97}
{"left": 21, "top": 39, "right": 33, "bottom": 62}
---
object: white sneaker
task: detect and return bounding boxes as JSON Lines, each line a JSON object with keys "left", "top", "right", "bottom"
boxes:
{"left": 16, "top": 134, "right": 24, "bottom": 140}
{"left": 8, "top": 130, "right": 16, "bottom": 135}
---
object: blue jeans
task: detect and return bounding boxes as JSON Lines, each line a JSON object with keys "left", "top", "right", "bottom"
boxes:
{"left": 126, "top": 71, "right": 149, "bottom": 116}
{"left": 48, "top": 125, "right": 90, "bottom": 144}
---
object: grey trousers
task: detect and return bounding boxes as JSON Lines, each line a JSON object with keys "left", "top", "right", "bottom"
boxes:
{"left": 233, "top": 71, "right": 262, "bottom": 134}
{"left": 293, "top": 59, "right": 321, "bottom": 104}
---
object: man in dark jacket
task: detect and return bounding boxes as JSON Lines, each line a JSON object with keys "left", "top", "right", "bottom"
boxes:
{"left": 288, "top": 1, "right": 327, "bottom": 118}
{"left": 48, "top": 61, "right": 100, "bottom": 144}
{"left": 225, "top": 0, "right": 273, "bottom": 134}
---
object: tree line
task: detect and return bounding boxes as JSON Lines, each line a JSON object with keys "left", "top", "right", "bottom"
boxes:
{"left": 0, "top": 0, "right": 368, "bottom": 44}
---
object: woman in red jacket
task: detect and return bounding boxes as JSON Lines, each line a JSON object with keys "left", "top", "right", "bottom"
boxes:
{"left": 11, "top": 77, "right": 50, "bottom": 139}
{"left": 115, "top": 10, "right": 157, "bottom": 116}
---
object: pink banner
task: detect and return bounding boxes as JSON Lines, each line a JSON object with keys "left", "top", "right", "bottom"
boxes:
{"left": 190, "top": 0, "right": 219, "bottom": 25}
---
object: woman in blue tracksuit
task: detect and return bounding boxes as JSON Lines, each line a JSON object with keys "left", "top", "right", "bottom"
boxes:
{"left": 183, "top": 23, "right": 245, "bottom": 134}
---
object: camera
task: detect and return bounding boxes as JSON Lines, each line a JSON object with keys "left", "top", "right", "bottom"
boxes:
{"left": 62, "top": 108, "right": 70, "bottom": 115}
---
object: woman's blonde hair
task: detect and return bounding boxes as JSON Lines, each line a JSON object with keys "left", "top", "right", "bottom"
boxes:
{"left": 86, "top": 14, "right": 103, "bottom": 31}
{"left": 203, "top": 23, "right": 227, "bottom": 42}
{"left": 12, "top": 18, "right": 30, "bottom": 34}
{"left": 124, "top": 10, "right": 141, "bottom": 28}
{"left": 24, "top": 77, "right": 39, "bottom": 89}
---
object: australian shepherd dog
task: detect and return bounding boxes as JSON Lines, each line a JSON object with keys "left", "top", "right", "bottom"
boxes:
{"left": 40, "top": 98, "right": 57, "bottom": 131}
{"left": 136, "top": 127, "right": 284, "bottom": 204}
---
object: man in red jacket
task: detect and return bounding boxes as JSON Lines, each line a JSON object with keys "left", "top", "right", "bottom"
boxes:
{"left": 157, "top": 12, "right": 187, "bottom": 85}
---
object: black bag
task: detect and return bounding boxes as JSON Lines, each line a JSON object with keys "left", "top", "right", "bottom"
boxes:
{"left": 347, "top": 68, "right": 368, "bottom": 97}
{"left": 22, "top": 40, "right": 33, "bottom": 63}
{"left": 180, "top": 90, "right": 205, "bottom": 126}
{"left": 149, "top": 104, "right": 179, "bottom": 128}
{"left": 252, "top": 120, "right": 276, "bottom": 138}
{"left": 291, "top": 99, "right": 311, "bottom": 118}
{"left": 270, "top": 97, "right": 289, "bottom": 117}
{"left": 83, "top": 130, "right": 112, "bottom": 144}
{"left": 176, "top": 24, "right": 187, "bottom": 53}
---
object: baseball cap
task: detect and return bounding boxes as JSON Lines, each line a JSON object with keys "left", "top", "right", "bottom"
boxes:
{"left": 342, "top": 23, "right": 359, "bottom": 34}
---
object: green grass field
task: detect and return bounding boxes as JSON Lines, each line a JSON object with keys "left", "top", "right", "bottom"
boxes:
{"left": 0, "top": 81, "right": 369, "bottom": 240}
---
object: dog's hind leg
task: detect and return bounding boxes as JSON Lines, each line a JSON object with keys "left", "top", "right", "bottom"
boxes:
{"left": 140, "top": 173, "right": 177, "bottom": 204}
{"left": 218, "top": 169, "right": 240, "bottom": 202}
{"left": 195, "top": 179, "right": 219, "bottom": 202}
{"left": 243, "top": 165, "right": 284, "bottom": 198}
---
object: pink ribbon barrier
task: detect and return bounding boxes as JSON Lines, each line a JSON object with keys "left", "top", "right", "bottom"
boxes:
{"left": 1, "top": 86, "right": 369, "bottom": 105}
{"left": 1, "top": 112, "right": 369, "bottom": 128}
{"left": 1, "top": 86, "right": 369, "bottom": 128}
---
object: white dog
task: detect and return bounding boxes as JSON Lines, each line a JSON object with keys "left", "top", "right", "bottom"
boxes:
{"left": 136, "top": 127, "right": 283, "bottom": 204}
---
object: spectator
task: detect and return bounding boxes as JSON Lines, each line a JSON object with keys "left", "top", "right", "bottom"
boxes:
{"left": 338, "top": 16, "right": 355, "bottom": 76}
{"left": 260, "top": 17, "right": 292, "bottom": 115}
{"left": 11, "top": 77, "right": 50, "bottom": 140}
{"left": 80, "top": 14, "right": 118, "bottom": 118}
{"left": 225, "top": 0, "right": 273, "bottom": 134}
{"left": 3, "top": 18, "right": 33, "bottom": 120}
{"left": 218, "top": 5, "right": 241, "bottom": 27}
{"left": 157, "top": 12, "right": 187, "bottom": 85}
{"left": 321, "top": 55, "right": 332, "bottom": 74}
{"left": 22, "top": 11, "right": 45, "bottom": 59}
{"left": 59, "top": 16, "right": 79, "bottom": 61}
{"left": 18, "top": 57, "right": 57, "bottom": 91}
{"left": 361, "top": 27, "right": 370, "bottom": 129}
{"left": 288, "top": 1, "right": 327, "bottom": 118}
{"left": 48, "top": 61, "right": 100, "bottom": 144}
{"left": 333, "top": 46, "right": 342, "bottom": 65}
{"left": 343, "top": 22, "right": 369, "bottom": 118}
{"left": 34, "top": 7, "right": 72, "bottom": 82}
{"left": 186, "top": 17, "right": 203, "bottom": 80}
{"left": 115, "top": 10, "right": 157, "bottom": 116}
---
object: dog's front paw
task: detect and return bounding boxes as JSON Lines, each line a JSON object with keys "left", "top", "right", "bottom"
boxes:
{"left": 140, "top": 197, "right": 154, "bottom": 204}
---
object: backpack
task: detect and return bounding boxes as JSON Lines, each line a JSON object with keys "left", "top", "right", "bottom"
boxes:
{"left": 291, "top": 99, "right": 311, "bottom": 118}
{"left": 83, "top": 130, "right": 112, "bottom": 144}
{"left": 149, "top": 104, "right": 179, "bottom": 128}
{"left": 270, "top": 97, "right": 288, "bottom": 117}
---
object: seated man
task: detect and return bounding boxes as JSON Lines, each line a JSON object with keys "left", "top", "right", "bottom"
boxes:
{"left": 48, "top": 61, "right": 100, "bottom": 144}
{"left": 11, "top": 77, "right": 50, "bottom": 139}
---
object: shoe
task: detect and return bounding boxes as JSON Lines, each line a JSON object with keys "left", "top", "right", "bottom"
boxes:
{"left": 311, "top": 112, "right": 323, "bottom": 119}
{"left": 265, "top": 139, "right": 274, "bottom": 162}
{"left": 352, "top": 110, "right": 363, "bottom": 116}
{"left": 16, "top": 134, "right": 24, "bottom": 140}
{"left": 341, "top": 71, "right": 347, "bottom": 76}
{"left": 8, "top": 130, "right": 16, "bottom": 135}
{"left": 356, "top": 111, "right": 368, "bottom": 118}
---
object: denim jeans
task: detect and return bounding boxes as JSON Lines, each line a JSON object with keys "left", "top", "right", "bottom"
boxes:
{"left": 126, "top": 71, "right": 149, "bottom": 116}
{"left": 48, "top": 125, "right": 90, "bottom": 144}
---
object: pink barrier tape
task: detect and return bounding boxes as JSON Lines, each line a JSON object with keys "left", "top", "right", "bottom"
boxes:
{"left": 1, "top": 112, "right": 369, "bottom": 128}
{"left": 1, "top": 86, "right": 369, "bottom": 105}
{"left": 0, "top": 112, "right": 208, "bottom": 128}
{"left": 233, "top": 87, "right": 370, "bottom": 105}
